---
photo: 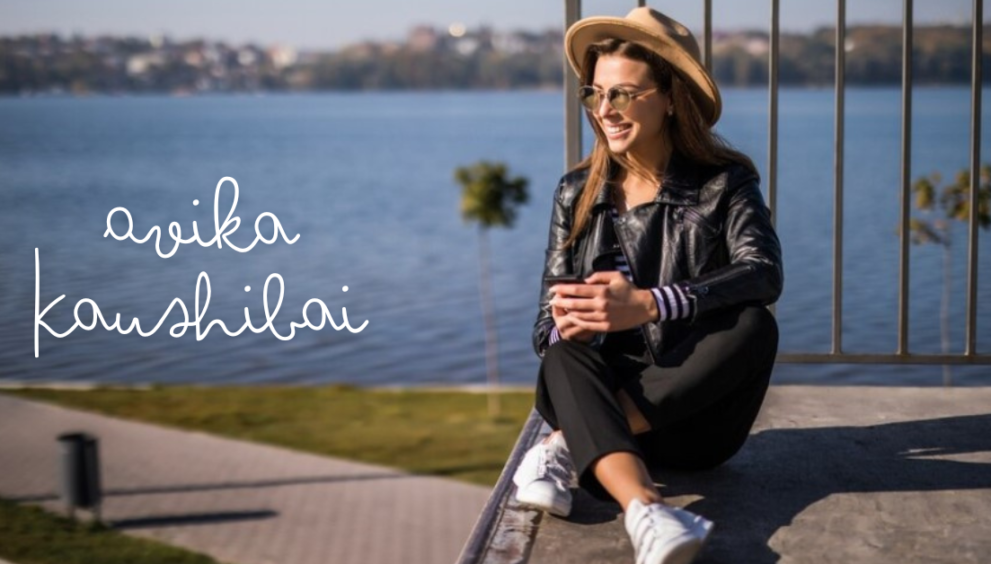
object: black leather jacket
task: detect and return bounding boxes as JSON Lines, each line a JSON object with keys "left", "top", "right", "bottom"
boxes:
{"left": 532, "top": 152, "right": 783, "bottom": 365}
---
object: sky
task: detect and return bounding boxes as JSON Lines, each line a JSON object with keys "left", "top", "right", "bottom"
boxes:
{"left": 0, "top": 0, "right": 984, "bottom": 50}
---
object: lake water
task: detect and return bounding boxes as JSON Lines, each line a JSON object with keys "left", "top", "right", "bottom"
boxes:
{"left": 1, "top": 88, "right": 989, "bottom": 387}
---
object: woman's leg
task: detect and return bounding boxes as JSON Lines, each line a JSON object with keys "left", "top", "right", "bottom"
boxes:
{"left": 534, "top": 303, "right": 778, "bottom": 506}
{"left": 622, "top": 303, "right": 780, "bottom": 470}
{"left": 538, "top": 381, "right": 661, "bottom": 509}
{"left": 535, "top": 338, "right": 663, "bottom": 506}
{"left": 592, "top": 452, "right": 663, "bottom": 509}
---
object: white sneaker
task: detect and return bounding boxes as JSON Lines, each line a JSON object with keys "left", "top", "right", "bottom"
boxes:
{"left": 512, "top": 431, "right": 578, "bottom": 517}
{"left": 624, "top": 498, "right": 714, "bottom": 564}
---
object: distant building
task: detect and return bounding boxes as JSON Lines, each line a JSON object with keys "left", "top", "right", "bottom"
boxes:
{"left": 408, "top": 25, "right": 439, "bottom": 52}
{"left": 268, "top": 45, "right": 298, "bottom": 69}
{"left": 492, "top": 32, "right": 526, "bottom": 54}
{"left": 744, "top": 37, "right": 769, "bottom": 56}
{"left": 237, "top": 49, "right": 257, "bottom": 66}
{"left": 453, "top": 36, "right": 479, "bottom": 56}
{"left": 184, "top": 50, "right": 204, "bottom": 67}
{"left": 126, "top": 52, "right": 165, "bottom": 75}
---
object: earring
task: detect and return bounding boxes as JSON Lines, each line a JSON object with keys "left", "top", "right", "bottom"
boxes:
{"left": 667, "top": 106, "right": 674, "bottom": 116}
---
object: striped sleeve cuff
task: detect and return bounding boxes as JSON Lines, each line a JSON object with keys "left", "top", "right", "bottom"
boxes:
{"left": 650, "top": 283, "right": 695, "bottom": 322}
{"left": 549, "top": 326, "right": 606, "bottom": 349}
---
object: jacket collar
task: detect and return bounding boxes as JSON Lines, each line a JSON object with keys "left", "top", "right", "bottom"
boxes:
{"left": 593, "top": 152, "right": 700, "bottom": 209}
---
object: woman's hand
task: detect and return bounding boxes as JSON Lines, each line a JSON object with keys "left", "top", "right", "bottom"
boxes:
{"left": 550, "top": 271, "right": 658, "bottom": 333}
{"left": 550, "top": 288, "right": 597, "bottom": 343}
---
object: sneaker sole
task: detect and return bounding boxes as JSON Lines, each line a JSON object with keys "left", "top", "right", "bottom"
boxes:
{"left": 692, "top": 519, "right": 714, "bottom": 543}
{"left": 669, "top": 507, "right": 714, "bottom": 543}
{"left": 671, "top": 520, "right": 712, "bottom": 564}
{"left": 514, "top": 488, "right": 572, "bottom": 517}
{"left": 641, "top": 510, "right": 713, "bottom": 564}
{"left": 658, "top": 538, "right": 703, "bottom": 564}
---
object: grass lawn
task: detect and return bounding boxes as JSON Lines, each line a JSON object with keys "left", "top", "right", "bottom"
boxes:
{"left": 5, "top": 384, "right": 536, "bottom": 487}
{"left": 0, "top": 497, "right": 220, "bottom": 564}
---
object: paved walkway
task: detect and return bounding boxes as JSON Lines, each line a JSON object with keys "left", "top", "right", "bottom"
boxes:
{"left": 0, "top": 393, "right": 490, "bottom": 564}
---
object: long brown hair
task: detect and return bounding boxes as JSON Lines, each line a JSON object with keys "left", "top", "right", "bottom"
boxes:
{"left": 561, "top": 38, "right": 757, "bottom": 250}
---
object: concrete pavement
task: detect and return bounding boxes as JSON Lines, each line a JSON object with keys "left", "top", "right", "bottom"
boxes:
{"left": 524, "top": 386, "right": 991, "bottom": 564}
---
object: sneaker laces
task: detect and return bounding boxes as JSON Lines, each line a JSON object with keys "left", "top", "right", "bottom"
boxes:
{"left": 629, "top": 503, "right": 695, "bottom": 564}
{"left": 546, "top": 434, "right": 580, "bottom": 488}
{"left": 534, "top": 446, "right": 574, "bottom": 492}
{"left": 513, "top": 433, "right": 580, "bottom": 490}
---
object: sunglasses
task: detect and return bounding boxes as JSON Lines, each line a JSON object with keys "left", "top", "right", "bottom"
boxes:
{"left": 578, "top": 85, "right": 659, "bottom": 112}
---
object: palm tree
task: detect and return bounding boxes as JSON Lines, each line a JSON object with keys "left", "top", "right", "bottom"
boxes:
{"left": 455, "top": 161, "right": 529, "bottom": 417}
{"left": 909, "top": 164, "right": 991, "bottom": 386}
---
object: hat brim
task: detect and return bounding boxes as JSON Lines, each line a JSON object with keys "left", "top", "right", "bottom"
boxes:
{"left": 565, "top": 16, "right": 722, "bottom": 126}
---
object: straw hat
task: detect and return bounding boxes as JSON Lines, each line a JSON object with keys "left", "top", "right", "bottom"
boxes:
{"left": 565, "top": 6, "right": 722, "bottom": 125}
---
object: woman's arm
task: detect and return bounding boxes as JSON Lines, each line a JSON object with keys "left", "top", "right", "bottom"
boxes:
{"left": 533, "top": 177, "right": 571, "bottom": 358}
{"left": 649, "top": 284, "right": 695, "bottom": 321}
{"left": 538, "top": 165, "right": 781, "bottom": 338}
{"left": 532, "top": 175, "right": 599, "bottom": 357}
{"left": 680, "top": 166, "right": 784, "bottom": 323}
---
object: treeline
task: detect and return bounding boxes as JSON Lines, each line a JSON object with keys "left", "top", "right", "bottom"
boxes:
{"left": 713, "top": 25, "right": 991, "bottom": 86}
{"left": 2, "top": 23, "right": 989, "bottom": 95}
{"left": 305, "top": 47, "right": 562, "bottom": 90}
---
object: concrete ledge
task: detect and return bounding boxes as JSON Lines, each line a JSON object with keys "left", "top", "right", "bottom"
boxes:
{"left": 462, "top": 386, "right": 991, "bottom": 564}
{"left": 457, "top": 408, "right": 546, "bottom": 564}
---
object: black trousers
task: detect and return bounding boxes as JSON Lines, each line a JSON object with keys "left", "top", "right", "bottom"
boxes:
{"left": 534, "top": 303, "right": 779, "bottom": 502}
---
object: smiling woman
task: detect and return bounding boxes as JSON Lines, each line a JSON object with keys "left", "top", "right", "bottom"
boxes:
{"left": 514, "top": 7, "right": 783, "bottom": 564}
{"left": 582, "top": 58, "right": 671, "bottom": 185}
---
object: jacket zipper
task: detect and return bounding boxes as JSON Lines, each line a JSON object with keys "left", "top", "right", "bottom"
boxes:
{"left": 575, "top": 220, "right": 591, "bottom": 276}
{"left": 682, "top": 207, "right": 719, "bottom": 236}
{"left": 611, "top": 214, "right": 639, "bottom": 286}
{"left": 687, "top": 264, "right": 753, "bottom": 297}
{"left": 611, "top": 213, "right": 658, "bottom": 365}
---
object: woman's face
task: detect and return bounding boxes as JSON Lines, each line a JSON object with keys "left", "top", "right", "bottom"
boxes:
{"left": 589, "top": 54, "right": 672, "bottom": 163}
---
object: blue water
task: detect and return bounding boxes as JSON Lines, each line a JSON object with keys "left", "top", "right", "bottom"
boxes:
{"left": 0, "top": 88, "right": 989, "bottom": 386}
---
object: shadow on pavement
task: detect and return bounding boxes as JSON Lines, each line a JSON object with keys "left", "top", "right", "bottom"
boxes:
{"left": 664, "top": 413, "right": 991, "bottom": 563}
{"left": 550, "top": 413, "right": 991, "bottom": 563}
{"left": 112, "top": 509, "right": 278, "bottom": 529}
{"left": 10, "top": 471, "right": 414, "bottom": 503}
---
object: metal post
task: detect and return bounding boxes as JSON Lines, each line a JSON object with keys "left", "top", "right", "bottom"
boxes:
{"left": 768, "top": 0, "right": 779, "bottom": 227}
{"left": 565, "top": 0, "right": 582, "bottom": 170}
{"left": 898, "top": 0, "right": 913, "bottom": 355}
{"left": 966, "top": 0, "right": 982, "bottom": 358}
{"left": 768, "top": 0, "right": 780, "bottom": 317}
{"left": 833, "top": 0, "right": 846, "bottom": 355}
{"left": 703, "top": 0, "right": 712, "bottom": 72}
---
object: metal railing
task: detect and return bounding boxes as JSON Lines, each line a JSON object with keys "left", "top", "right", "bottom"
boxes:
{"left": 563, "top": 0, "right": 989, "bottom": 366}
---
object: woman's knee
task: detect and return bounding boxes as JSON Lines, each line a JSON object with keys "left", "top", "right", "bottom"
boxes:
{"left": 650, "top": 448, "right": 736, "bottom": 472}
{"left": 735, "top": 304, "right": 779, "bottom": 356}
{"left": 539, "top": 339, "right": 621, "bottom": 396}
{"left": 737, "top": 304, "right": 777, "bottom": 335}
{"left": 641, "top": 429, "right": 749, "bottom": 472}
{"left": 540, "top": 339, "right": 596, "bottom": 377}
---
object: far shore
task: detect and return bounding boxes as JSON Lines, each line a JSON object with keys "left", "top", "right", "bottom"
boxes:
{"left": 2, "top": 83, "right": 988, "bottom": 100}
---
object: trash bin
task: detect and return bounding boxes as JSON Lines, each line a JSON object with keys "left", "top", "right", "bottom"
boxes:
{"left": 57, "top": 432, "right": 102, "bottom": 518}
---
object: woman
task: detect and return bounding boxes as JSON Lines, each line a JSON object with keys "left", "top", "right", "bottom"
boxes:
{"left": 511, "top": 7, "right": 783, "bottom": 564}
